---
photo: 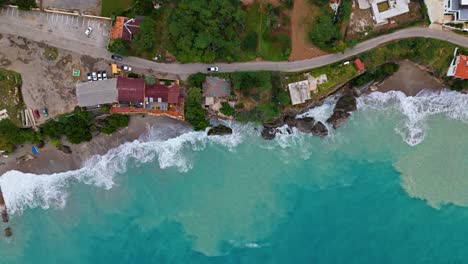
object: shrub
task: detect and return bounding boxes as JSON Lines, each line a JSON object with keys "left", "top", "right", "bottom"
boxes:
{"left": 241, "top": 33, "right": 258, "bottom": 52}
{"left": 185, "top": 87, "right": 209, "bottom": 131}
{"left": 100, "top": 114, "right": 129, "bottom": 134}
{"left": 220, "top": 102, "right": 235, "bottom": 116}
{"left": 108, "top": 39, "right": 130, "bottom": 56}
{"left": 41, "top": 110, "right": 93, "bottom": 144}
{"left": 0, "top": 119, "right": 40, "bottom": 153}
{"left": 14, "top": 0, "right": 36, "bottom": 10}
{"left": 188, "top": 73, "right": 207, "bottom": 88}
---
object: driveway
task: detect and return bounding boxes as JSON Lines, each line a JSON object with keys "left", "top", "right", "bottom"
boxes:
{"left": 0, "top": 6, "right": 110, "bottom": 49}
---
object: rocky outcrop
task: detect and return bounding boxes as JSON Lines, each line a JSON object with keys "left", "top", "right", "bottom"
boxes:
{"left": 207, "top": 125, "right": 233, "bottom": 136}
{"left": 58, "top": 145, "right": 72, "bottom": 154}
{"left": 4, "top": 227, "right": 11, "bottom": 237}
{"left": 311, "top": 122, "right": 328, "bottom": 137}
{"left": 326, "top": 95, "right": 357, "bottom": 129}
{"left": 261, "top": 116, "right": 328, "bottom": 140}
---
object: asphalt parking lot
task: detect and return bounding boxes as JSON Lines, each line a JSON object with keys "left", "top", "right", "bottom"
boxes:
{"left": 0, "top": 6, "right": 110, "bottom": 49}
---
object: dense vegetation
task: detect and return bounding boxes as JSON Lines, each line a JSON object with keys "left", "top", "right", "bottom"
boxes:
{"left": 131, "top": 18, "right": 156, "bottom": 55}
{"left": 41, "top": 110, "right": 94, "bottom": 144}
{"left": 308, "top": 0, "right": 351, "bottom": 52}
{"left": 0, "top": 120, "right": 41, "bottom": 153}
{"left": 0, "top": 68, "right": 24, "bottom": 126}
{"left": 210, "top": 71, "right": 290, "bottom": 123}
{"left": 185, "top": 87, "right": 209, "bottom": 131}
{"left": 99, "top": 114, "right": 129, "bottom": 135}
{"left": 351, "top": 62, "right": 400, "bottom": 86}
{"left": 13, "top": 0, "right": 36, "bottom": 10}
{"left": 108, "top": 39, "right": 130, "bottom": 56}
{"left": 167, "top": 0, "right": 245, "bottom": 62}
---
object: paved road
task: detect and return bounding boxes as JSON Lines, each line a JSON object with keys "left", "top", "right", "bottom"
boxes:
{"left": 0, "top": 7, "right": 467, "bottom": 77}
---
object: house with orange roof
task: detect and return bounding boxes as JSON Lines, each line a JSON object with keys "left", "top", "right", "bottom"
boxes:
{"left": 110, "top": 16, "right": 144, "bottom": 42}
{"left": 447, "top": 48, "right": 468, "bottom": 80}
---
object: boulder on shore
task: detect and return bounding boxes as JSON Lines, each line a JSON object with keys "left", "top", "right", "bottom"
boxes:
{"left": 311, "top": 122, "right": 328, "bottom": 137}
{"left": 58, "top": 145, "right": 72, "bottom": 154}
{"left": 326, "top": 95, "right": 357, "bottom": 129}
{"left": 261, "top": 115, "right": 329, "bottom": 139}
{"left": 207, "top": 125, "right": 233, "bottom": 136}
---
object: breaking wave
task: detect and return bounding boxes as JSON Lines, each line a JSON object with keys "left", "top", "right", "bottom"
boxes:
{"left": 358, "top": 90, "right": 468, "bottom": 146}
{"left": 0, "top": 123, "right": 256, "bottom": 215}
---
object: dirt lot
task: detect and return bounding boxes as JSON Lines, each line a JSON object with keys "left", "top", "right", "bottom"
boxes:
{"left": 289, "top": 0, "right": 328, "bottom": 61}
{"left": 0, "top": 34, "right": 110, "bottom": 124}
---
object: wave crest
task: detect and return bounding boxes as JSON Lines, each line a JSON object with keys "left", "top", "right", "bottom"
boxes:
{"left": 0, "top": 123, "right": 254, "bottom": 215}
{"left": 358, "top": 90, "right": 468, "bottom": 146}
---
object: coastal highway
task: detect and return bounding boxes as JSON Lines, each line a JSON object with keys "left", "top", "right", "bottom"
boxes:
{"left": 0, "top": 8, "right": 468, "bottom": 77}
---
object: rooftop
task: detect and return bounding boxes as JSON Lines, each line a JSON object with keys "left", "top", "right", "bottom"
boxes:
{"left": 454, "top": 54, "right": 468, "bottom": 79}
{"left": 146, "top": 82, "right": 183, "bottom": 104}
{"left": 76, "top": 79, "right": 118, "bottom": 107}
{"left": 116, "top": 77, "right": 146, "bottom": 104}
{"left": 288, "top": 80, "right": 311, "bottom": 105}
{"left": 110, "top": 16, "right": 143, "bottom": 41}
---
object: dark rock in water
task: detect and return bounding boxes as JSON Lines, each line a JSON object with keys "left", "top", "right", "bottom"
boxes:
{"left": 261, "top": 127, "right": 277, "bottom": 140}
{"left": 334, "top": 95, "right": 357, "bottom": 113}
{"left": 311, "top": 122, "right": 328, "bottom": 137}
{"left": 326, "top": 95, "right": 357, "bottom": 129}
{"left": 295, "top": 117, "right": 315, "bottom": 133}
{"left": 2, "top": 211, "right": 8, "bottom": 223}
{"left": 58, "top": 145, "right": 72, "bottom": 154}
{"left": 5, "top": 227, "right": 12, "bottom": 237}
{"left": 283, "top": 116, "right": 297, "bottom": 127}
{"left": 207, "top": 125, "right": 233, "bottom": 136}
{"left": 327, "top": 111, "right": 351, "bottom": 129}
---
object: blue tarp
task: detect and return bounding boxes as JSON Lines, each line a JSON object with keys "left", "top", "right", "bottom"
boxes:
{"left": 32, "top": 146, "right": 38, "bottom": 155}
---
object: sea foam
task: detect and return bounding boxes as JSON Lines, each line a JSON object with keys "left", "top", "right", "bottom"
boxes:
{"left": 0, "top": 124, "right": 254, "bottom": 215}
{"left": 358, "top": 90, "right": 468, "bottom": 146}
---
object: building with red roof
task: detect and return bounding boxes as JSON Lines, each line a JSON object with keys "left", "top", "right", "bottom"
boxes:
{"left": 354, "top": 58, "right": 365, "bottom": 72}
{"left": 146, "top": 82, "right": 184, "bottom": 110}
{"left": 116, "top": 77, "right": 146, "bottom": 105}
{"left": 110, "top": 16, "right": 143, "bottom": 42}
{"left": 447, "top": 48, "right": 468, "bottom": 79}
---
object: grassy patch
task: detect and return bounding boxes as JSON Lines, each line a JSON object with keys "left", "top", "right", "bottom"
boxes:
{"left": 101, "top": 0, "right": 134, "bottom": 17}
{"left": 0, "top": 68, "right": 24, "bottom": 126}
{"left": 43, "top": 46, "right": 58, "bottom": 61}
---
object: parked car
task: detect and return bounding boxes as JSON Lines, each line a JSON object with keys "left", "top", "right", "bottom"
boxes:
{"left": 91, "top": 72, "right": 98, "bottom": 81}
{"left": 84, "top": 27, "right": 93, "bottom": 37}
{"left": 41, "top": 108, "right": 48, "bottom": 117}
{"left": 102, "top": 71, "right": 107, "bottom": 80}
{"left": 87, "top": 73, "right": 92, "bottom": 82}
{"left": 97, "top": 71, "right": 103, "bottom": 80}
{"left": 207, "top": 66, "right": 219, "bottom": 72}
{"left": 33, "top": 110, "right": 40, "bottom": 119}
{"left": 122, "top": 65, "right": 132, "bottom": 71}
{"left": 111, "top": 55, "right": 123, "bottom": 61}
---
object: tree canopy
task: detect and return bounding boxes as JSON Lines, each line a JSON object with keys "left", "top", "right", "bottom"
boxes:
{"left": 167, "top": 0, "right": 246, "bottom": 62}
{"left": 0, "top": 120, "right": 40, "bottom": 153}
{"left": 132, "top": 18, "right": 156, "bottom": 55}
{"left": 108, "top": 39, "right": 130, "bottom": 56}
{"left": 185, "top": 87, "right": 209, "bottom": 131}
{"left": 14, "top": 0, "right": 36, "bottom": 10}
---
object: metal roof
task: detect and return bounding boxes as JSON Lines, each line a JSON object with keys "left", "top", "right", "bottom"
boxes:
{"left": 76, "top": 79, "right": 118, "bottom": 107}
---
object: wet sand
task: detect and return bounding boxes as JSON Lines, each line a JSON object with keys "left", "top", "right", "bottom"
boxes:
{"left": 0, "top": 115, "right": 191, "bottom": 176}
{"left": 374, "top": 60, "right": 445, "bottom": 96}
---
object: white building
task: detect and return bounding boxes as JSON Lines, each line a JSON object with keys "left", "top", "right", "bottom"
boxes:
{"left": 358, "top": 0, "right": 411, "bottom": 24}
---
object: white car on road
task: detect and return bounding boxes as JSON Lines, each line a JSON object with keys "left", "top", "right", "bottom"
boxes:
{"left": 207, "top": 66, "right": 219, "bottom": 72}
{"left": 122, "top": 65, "right": 132, "bottom": 71}
{"left": 85, "top": 27, "right": 93, "bottom": 37}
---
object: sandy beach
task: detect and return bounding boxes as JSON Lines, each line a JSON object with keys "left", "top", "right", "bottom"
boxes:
{"left": 0, "top": 115, "right": 191, "bottom": 176}
{"left": 373, "top": 60, "right": 445, "bottom": 96}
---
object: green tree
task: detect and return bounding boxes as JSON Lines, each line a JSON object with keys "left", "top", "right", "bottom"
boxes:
{"left": 108, "top": 39, "right": 130, "bottom": 56}
{"left": 14, "top": 0, "right": 36, "bottom": 10}
{"left": 100, "top": 114, "right": 129, "bottom": 134}
{"left": 0, "top": 120, "right": 40, "bottom": 153}
{"left": 309, "top": 13, "right": 340, "bottom": 51}
{"left": 241, "top": 33, "right": 258, "bottom": 53}
{"left": 132, "top": 18, "right": 156, "bottom": 54}
{"left": 188, "top": 73, "right": 207, "bottom": 88}
{"left": 0, "top": 0, "right": 5, "bottom": 8}
{"left": 220, "top": 102, "right": 235, "bottom": 116}
{"left": 167, "top": 0, "right": 246, "bottom": 62}
{"left": 185, "top": 87, "right": 209, "bottom": 131}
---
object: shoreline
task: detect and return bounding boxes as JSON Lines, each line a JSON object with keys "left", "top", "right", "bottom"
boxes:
{"left": 0, "top": 115, "right": 191, "bottom": 176}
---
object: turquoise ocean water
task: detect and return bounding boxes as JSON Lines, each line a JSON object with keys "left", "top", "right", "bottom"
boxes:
{"left": 2, "top": 90, "right": 468, "bottom": 263}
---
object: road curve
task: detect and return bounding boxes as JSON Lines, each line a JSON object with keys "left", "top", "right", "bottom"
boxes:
{"left": 125, "top": 27, "right": 468, "bottom": 76}
{"left": 0, "top": 7, "right": 466, "bottom": 77}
